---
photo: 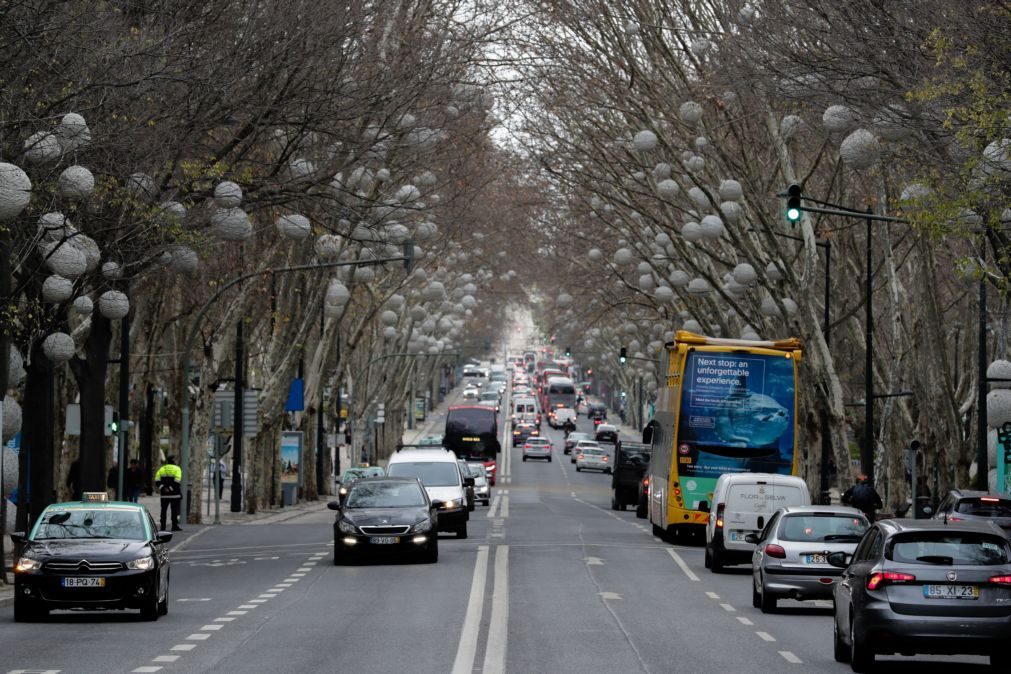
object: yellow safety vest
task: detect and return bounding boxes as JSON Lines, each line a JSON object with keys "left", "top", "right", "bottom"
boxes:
{"left": 155, "top": 463, "right": 182, "bottom": 481}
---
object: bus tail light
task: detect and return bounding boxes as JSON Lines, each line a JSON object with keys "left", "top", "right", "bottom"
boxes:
{"left": 764, "top": 544, "right": 786, "bottom": 559}
{"left": 715, "top": 503, "right": 725, "bottom": 529}
{"left": 867, "top": 572, "right": 915, "bottom": 591}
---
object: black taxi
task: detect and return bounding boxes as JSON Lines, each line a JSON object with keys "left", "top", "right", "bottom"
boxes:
{"left": 11, "top": 494, "right": 173, "bottom": 622}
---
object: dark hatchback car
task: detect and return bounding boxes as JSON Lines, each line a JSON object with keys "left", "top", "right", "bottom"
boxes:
{"left": 329, "top": 477, "right": 439, "bottom": 564}
{"left": 12, "top": 500, "right": 172, "bottom": 622}
{"left": 830, "top": 519, "right": 1011, "bottom": 672}
{"left": 933, "top": 490, "right": 1011, "bottom": 535}
{"left": 512, "top": 421, "right": 538, "bottom": 446}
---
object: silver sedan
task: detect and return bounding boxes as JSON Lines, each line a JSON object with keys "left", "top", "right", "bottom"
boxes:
{"left": 749, "top": 505, "right": 868, "bottom": 613}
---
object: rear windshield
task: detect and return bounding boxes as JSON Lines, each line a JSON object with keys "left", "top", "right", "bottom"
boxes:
{"left": 581, "top": 449, "right": 604, "bottom": 456}
{"left": 387, "top": 462, "right": 460, "bottom": 487}
{"left": 619, "top": 446, "right": 651, "bottom": 465}
{"left": 779, "top": 514, "right": 868, "bottom": 542}
{"left": 956, "top": 498, "right": 1011, "bottom": 518}
{"left": 526, "top": 438, "right": 549, "bottom": 445}
{"left": 727, "top": 484, "right": 805, "bottom": 513}
{"left": 515, "top": 402, "right": 536, "bottom": 413}
{"left": 889, "top": 532, "right": 1011, "bottom": 566}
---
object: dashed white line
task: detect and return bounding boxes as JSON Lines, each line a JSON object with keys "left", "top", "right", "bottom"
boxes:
{"left": 736, "top": 616, "right": 753, "bottom": 626}
{"left": 756, "top": 631, "right": 776, "bottom": 642}
{"left": 666, "top": 549, "right": 701, "bottom": 582}
{"left": 152, "top": 655, "right": 180, "bottom": 663}
{"left": 170, "top": 644, "right": 196, "bottom": 652}
{"left": 237, "top": 604, "right": 257, "bottom": 609}
{"left": 248, "top": 599, "right": 267, "bottom": 604}
{"left": 227, "top": 610, "right": 248, "bottom": 616}
{"left": 132, "top": 667, "right": 162, "bottom": 673}
{"left": 705, "top": 591, "right": 720, "bottom": 599}
{"left": 185, "top": 633, "right": 211, "bottom": 641}
{"left": 719, "top": 603, "right": 736, "bottom": 612}
{"left": 213, "top": 617, "right": 235, "bottom": 622}
{"left": 779, "top": 651, "right": 802, "bottom": 664}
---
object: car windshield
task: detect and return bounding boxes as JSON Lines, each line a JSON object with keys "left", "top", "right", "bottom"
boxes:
{"left": 33, "top": 508, "right": 147, "bottom": 540}
{"left": 955, "top": 497, "right": 1011, "bottom": 518}
{"left": 387, "top": 462, "right": 460, "bottom": 487}
{"left": 778, "top": 514, "right": 868, "bottom": 542}
{"left": 889, "top": 532, "right": 1011, "bottom": 566}
{"left": 345, "top": 481, "right": 427, "bottom": 508}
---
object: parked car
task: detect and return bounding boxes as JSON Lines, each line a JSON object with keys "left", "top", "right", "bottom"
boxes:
{"left": 705, "top": 473, "right": 811, "bottom": 572}
{"left": 522, "top": 437, "right": 552, "bottom": 462}
{"left": 933, "top": 490, "right": 1011, "bottom": 536}
{"left": 747, "top": 505, "right": 869, "bottom": 613}
{"left": 576, "top": 447, "right": 611, "bottom": 473}
{"left": 830, "top": 519, "right": 1011, "bottom": 671}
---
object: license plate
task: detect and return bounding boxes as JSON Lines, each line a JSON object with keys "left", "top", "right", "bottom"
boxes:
{"left": 804, "top": 554, "right": 827, "bottom": 564}
{"left": 729, "top": 531, "right": 740, "bottom": 541}
{"left": 369, "top": 537, "right": 399, "bottom": 545}
{"left": 61, "top": 577, "right": 105, "bottom": 588}
{"left": 924, "top": 584, "right": 979, "bottom": 599}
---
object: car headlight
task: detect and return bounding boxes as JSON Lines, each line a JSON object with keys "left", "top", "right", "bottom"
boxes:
{"left": 127, "top": 556, "right": 155, "bottom": 571}
{"left": 442, "top": 499, "right": 460, "bottom": 509}
{"left": 15, "top": 557, "right": 42, "bottom": 572}
{"left": 338, "top": 520, "right": 357, "bottom": 534}
{"left": 410, "top": 519, "right": 433, "bottom": 533}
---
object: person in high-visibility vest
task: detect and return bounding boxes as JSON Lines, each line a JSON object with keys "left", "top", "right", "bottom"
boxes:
{"left": 155, "top": 456, "right": 183, "bottom": 531}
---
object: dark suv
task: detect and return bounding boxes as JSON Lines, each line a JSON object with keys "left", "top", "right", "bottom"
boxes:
{"left": 933, "top": 490, "right": 1011, "bottom": 536}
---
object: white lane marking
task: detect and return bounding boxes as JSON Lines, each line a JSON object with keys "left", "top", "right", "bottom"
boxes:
{"left": 290, "top": 573, "right": 306, "bottom": 577}
{"left": 598, "top": 591, "right": 622, "bottom": 600}
{"left": 152, "top": 656, "right": 180, "bottom": 663}
{"left": 214, "top": 617, "right": 236, "bottom": 622}
{"left": 756, "top": 631, "right": 776, "bottom": 642}
{"left": 720, "top": 603, "right": 736, "bottom": 612}
{"left": 666, "top": 549, "right": 701, "bottom": 582}
{"left": 176, "top": 597, "right": 212, "bottom": 602}
{"left": 170, "top": 645, "right": 196, "bottom": 652}
{"left": 705, "top": 591, "right": 720, "bottom": 599}
{"left": 584, "top": 556, "right": 604, "bottom": 566}
{"left": 779, "top": 651, "right": 802, "bottom": 664}
{"left": 500, "top": 494, "right": 510, "bottom": 519}
{"left": 254, "top": 556, "right": 280, "bottom": 560}
{"left": 185, "top": 634, "right": 211, "bottom": 641}
{"left": 132, "top": 668, "right": 162, "bottom": 673}
{"left": 482, "top": 545, "right": 510, "bottom": 674}
{"left": 487, "top": 495, "right": 501, "bottom": 519}
{"left": 7, "top": 671, "right": 61, "bottom": 674}
{"left": 199, "top": 624, "right": 224, "bottom": 631}
{"left": 227, "top": 610, "right": 248, "bottom": 616}
{"left": 450, "top": 546, "right": 490, "bottom": 674}
{"left": 736, "top": 617, "right": 753, "bottom": 626}
{"left": 248, "top": 599, "right": 267, "bottom": 604}
{"left": 258, "top": 594, "right": 277, "bottom": 599}
{"left": 296, "top": 567, "right": 312, "bottom": 572}
{"left": 237, "top": 604, "right": 257, "bottom": 609}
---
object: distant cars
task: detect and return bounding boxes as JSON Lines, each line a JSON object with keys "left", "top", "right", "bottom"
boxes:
{"left": 564, "top": 431, "right": 590, "bottom": 454}
{"left": 610, "top": 441, "right": 650, "bottom": 511}
{"left": 594, "top": 423, "right": 618, "bottom": 443}
{"left": 933, "top": 490, "right": 1011, "bottom": 536}
{"left": 830, "top": 519, "right": 1011, "bottom": 671}
{"left": 748, "top": 506, "right": 869, "bottom": 613}
{"left": 462, "top": 385, "right": 480, "bottom": 399}
{"left": 548, "top": 407, "right": 576, "bottom": 429}
{"left": 417, "top": 435, "right": 443, "bottom": 447}
{"left": 13, "top": 498, "right": 173, "bottom": 622}
{"left": 522, "top": 437, "right": 552, "bottom": 462}
{"left": 576, "top": 446, "right": 611, "bottom": 473}
{"left": 338, "top": 466, "right": 386, "bottom": 504}
{"left": 466, "top": 461, "right": 491, "bottom": 505}
{"left": 512, "top": 421, "right": 538, "bottom": 446}
{"left": 586, "top": 402, "right": 607, "bottom": 424}
{"left": 571, "top": 439, "right": 600, "bottom": 464}
{"left": 328, "top": 477, "right": 439, "bottom": 564}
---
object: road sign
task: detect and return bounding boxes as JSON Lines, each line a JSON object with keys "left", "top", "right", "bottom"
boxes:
{"left": 376, "top": 403, "right": 385, "bottom": 424}
{"left": 212, "top": 389, "right": 259, "bottom": 436}
{"left": 64, "top": 404, "right": 115, "bottom": 436}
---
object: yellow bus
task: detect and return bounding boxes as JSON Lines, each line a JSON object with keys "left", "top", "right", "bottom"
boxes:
{"left": 646, "top": 331, "right": 803, "bottom": 541}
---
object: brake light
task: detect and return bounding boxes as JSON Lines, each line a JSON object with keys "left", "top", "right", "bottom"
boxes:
{"left": 577, "top": 454, "right": 584, "bottom": 460}
{"left": 989, "top": 575, "right": 1011, "bottom": 585}
{"left": 867, "top": 571, "right": 916, "bottom": 591}
{"left": 602, "top": 456, "right": 608, "bottom": 462}
{"left": 715, "top": 503, "right": 725, "bottom": 529}
{"left": 981, "top": 497, "right": 1000, "bottom": 503}
{"left": 643, "top": 478, "right": 649, "bottom": 486}
{"left": 948, "top": 515, "right": 963, "bottom": 522}
{"left": 764, "top": 544, "right": 786, "bottom": 559}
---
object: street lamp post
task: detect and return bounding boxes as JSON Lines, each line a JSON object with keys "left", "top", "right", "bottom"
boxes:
{"left": 179, "top": 251, "right": 410, "bottom": 520}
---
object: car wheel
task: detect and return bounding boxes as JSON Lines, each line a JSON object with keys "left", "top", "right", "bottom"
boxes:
{"left": 849, "top": 618, "right": 873, "bottom": 672}
{"left": 636, "top": 502, "right": 647, "bottom": 519}
{"left": 158, "top": 579, "right": 169, "bottom": 616}
{"left": 653, "top": 523, "right": 666, "bottom": 539}
{"left": 833, "top": 612, "right": 851, "bottom": 663}
{"left": 547, "top": 456, "right": 552, "bottom": 462}
{"left": 606, "top": 468, "right": 612, "bottom": 474}
{"left": 752, "top": 576, "right": 761, "bottom": 608}
{"left": 457, "top": 523, "right": 468, "bottom": 539}
{"left": 522, "top": 456, "right": 527, "bottom": 462}
{"left": 140, "top": 594, "right": 160, "bottom": 621}
{"left": 759, "top": 574, "right": 776, "bottom": 613}
{"left": 482, "top": 499, "right": 490, "bottom": 506}
{"left": 710, "top": 548, "right": 725, "bottom": 573}
{"left": 704, "top": 546, "right": 712, "bottom": 569}
{"left": 570, "top": 457, "right": 576, "bottom": 464}
{"left": 576, "top": 466, "right": 582, "bottom": 472}
{"left": 13, "top": 600, "right": 45, "bottom": 623}
{"left": 422, "top": 541, "right": 439, "bottom": 564}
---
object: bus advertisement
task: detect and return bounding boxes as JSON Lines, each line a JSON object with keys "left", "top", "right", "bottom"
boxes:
{"left": 647, "top": 331, "right": 802, "bottom": 539}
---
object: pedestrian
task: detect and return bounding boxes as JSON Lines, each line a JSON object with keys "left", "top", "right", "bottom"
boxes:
{"left": 106, "top": 462, "right": 119, "bottom": 500}
{"left": 155, "top": 455, "right": 183, "bottom": 531}
{"left": 66, "top": 458, "right": 82, "bottom": 500}
{"left": 842, "top": 474, "right": 884, "bottom": 522}
{"left": 216, "top": 459, "right": 226, "bottom": 499}
{"left": 124, "top": 459, "right": 143, "bottom": 503}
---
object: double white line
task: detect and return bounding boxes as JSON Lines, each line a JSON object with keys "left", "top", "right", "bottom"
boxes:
{"left": 452, "top": 545, "right": 510, "bottom": 674}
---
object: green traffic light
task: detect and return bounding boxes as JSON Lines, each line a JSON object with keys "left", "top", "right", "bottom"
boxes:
{"left": 786, "top": 206, "right": 801, "bottom": 222}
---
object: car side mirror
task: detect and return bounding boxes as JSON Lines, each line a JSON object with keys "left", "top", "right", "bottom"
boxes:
{"left": 156, "top": 531, "right": 174, "bottom": 544}
{"left": 744, "top": 533, "right": 760, "bottom": 545}
{"left": 827, "top": 551, "right": 851, "bottom": 569}
{"left": 10, "top": 531, "right": 26, "bottom": 544}
{"left": 431, "top": 500, "right": 445, "bottom": 510}
{"left": 327, "top": 501, "right": 342, "bottom": 511}
{"left": 464, "top": 477, "right": 475, "bottom": 487}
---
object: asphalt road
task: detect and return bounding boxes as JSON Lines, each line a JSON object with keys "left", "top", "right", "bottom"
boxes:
{"left": 0, "top": 410, "right": 994, "bottom": 673}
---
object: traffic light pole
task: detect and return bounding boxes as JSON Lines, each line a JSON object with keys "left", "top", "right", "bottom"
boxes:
{"left": 117, "top": 312, "right": 130, "bottom": 500}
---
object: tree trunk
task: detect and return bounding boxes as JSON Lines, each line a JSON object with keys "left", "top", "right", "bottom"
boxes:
{"left": 21, "top": 341, "right": 55, "bottom": 527}
{"left": 70, "top": 312, "right": 112, "bottom": 493}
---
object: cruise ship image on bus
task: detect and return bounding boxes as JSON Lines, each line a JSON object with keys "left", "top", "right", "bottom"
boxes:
{"left": 645, "top": 331, "right": 802, "bottom": 541}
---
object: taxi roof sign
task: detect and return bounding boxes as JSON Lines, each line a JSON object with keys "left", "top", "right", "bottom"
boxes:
{"left": 82, "top": 491, "right": 109, "bottom": 502}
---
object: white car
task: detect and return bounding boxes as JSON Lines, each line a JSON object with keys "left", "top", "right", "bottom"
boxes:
{"left": 571, "top": 439, "right": 600, "bottom": 464}
{"left": 575, "top": 447, "right": 610, "bottom": 473}
{"left": 522, "top": 437, "right": 552, "bottom": 462}
{"left": 462, "top": 385, "right": 480, "bottom": 399}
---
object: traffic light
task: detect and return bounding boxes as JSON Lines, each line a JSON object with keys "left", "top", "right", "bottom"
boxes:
{"left": 109, "top": 411, "right": 120, "bottom": 434}
{"left": 786, "top": 183, "right": 802, "bottom": 223}
{"left": 619, "top": 347, "right": 627, "bottom": 365}
{"left": 565, "top": 345, "right": 571, "bottom": 358}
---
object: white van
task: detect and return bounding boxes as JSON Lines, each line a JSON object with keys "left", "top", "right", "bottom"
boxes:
{"left": 512, "top": 396, "right": 538, "bottom": 421}
{"left": 386, "top": 448, "right": 472, "bottom": 538}
{"left": 705, "top": 473, "right": 810, "bottom": 572}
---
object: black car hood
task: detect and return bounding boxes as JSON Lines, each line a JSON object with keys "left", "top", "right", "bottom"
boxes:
{"left": 342, "top": 507, "right": 430, "bottom": 527}
{"left": 25, "top": 538, "right": 152, "bottom": 561}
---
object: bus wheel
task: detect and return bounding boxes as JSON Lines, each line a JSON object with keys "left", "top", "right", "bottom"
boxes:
{"left": 652, "top": 523, "right": 665, "bottom": 539}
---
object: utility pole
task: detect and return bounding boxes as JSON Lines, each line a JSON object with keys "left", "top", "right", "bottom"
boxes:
{"left": 117, "top": 312, "right": 130, "bottom": 499}
{"left": 230, "top": 320, "right": 244, "bottom": 513}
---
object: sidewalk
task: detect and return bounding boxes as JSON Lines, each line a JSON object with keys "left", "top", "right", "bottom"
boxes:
{"left": 400, "top": 385, "right": 464, "bottom": 448}
{"left": 137, "top": 492, "right": 326, "bottom": 527}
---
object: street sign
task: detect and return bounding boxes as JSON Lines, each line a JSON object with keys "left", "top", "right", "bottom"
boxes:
{"left": 376, "top": 403, "right": 385, "bottom": 424}
{"left": 64, "top": 404, "right": 115, "bottom": 436}
{"left": 212, "top": 389, "right": 259, "bottom": 436}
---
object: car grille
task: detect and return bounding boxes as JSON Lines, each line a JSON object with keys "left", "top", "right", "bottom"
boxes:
{"left": 45, "top": 560, "right": 124, "bottom": 573}
{"left": 359, "top": 525, "right": 410, "bottom": 535}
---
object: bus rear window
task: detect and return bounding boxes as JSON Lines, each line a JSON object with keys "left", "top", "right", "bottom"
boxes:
{"left": 447, "top": 408, "right": 496, "bottom": 434}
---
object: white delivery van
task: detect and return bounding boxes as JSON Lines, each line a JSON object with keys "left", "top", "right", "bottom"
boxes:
{"left": 386, "top": 448, "right": 472, "bottom": 538}
{"left": 512, "top": 396, "right": 538, "bottom": 421}
{"left": 705, "top": 473, "right": 810, "bottom": 572}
